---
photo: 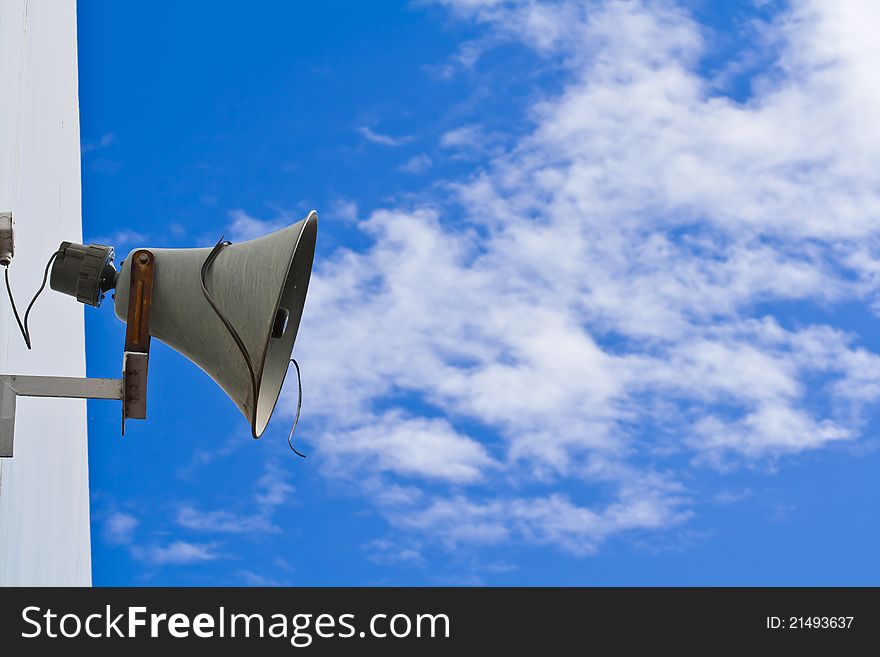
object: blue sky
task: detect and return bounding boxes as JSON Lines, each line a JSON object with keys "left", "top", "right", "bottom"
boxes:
{"left": 78, "top": 0, "right": 880, "bottom": 586}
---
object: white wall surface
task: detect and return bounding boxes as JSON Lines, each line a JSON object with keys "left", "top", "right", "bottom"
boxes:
{"left": 0, "top": 0, "right": 91, "bottom": 586}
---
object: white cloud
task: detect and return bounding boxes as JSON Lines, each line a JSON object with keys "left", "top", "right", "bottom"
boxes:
{"left": 176, "top": 506, "right": 277, "bottom": 534}
{"left": 321, "top": 413, "right": 495, "bottom": 483}
{"left": 259, "top": 1, "right": 880, "bottom": 557}
{"left": 440, "top": 124, "right": 486, "bottom": 149}
{"left": 175, "top": 461, "right": 293, "bottom": 535}
{"left": 102, "top": 463, "right": 294, "bottom": 570}
{"left": 712, "top": 489, "right": 753, "bottom": 505}
{"left": 102, "top": 512, "right": 138, "bottom": 546}
{"left": 101, "top": 510, "right": 221, "bottom": 567}
{"left": 389, "top": 483, "right": 689, "bottom": 556}
{"left": 225, "top": 209, "right": 288, "bottom": 241}
{"left": 364, "top": 539, "right": 426, "bottom": 565}
{"left": 358, "top": 126, "right": 415, "bottom": 146}
{"left": 238, "top": 570, "right": 283, "bottom": 586}
{"left": 429, "top": 39, "right": 487, "bottom": 78}
{"left": 328, "top": 198, "right": 360, "bottom": 222}
{"left": 82, "top": 132, "right": 116, "bottom": 153}
{"left": 399, "top": 153, "right": 433, "bottom": 173}
{"left": 89, "top": 229, "right": 147, "bottom": 248}
{"left": 254, "top": 461, "right": 295, "bottom": 508}
{"left": 132, "top": 541, "right": 220, "bottom": 565}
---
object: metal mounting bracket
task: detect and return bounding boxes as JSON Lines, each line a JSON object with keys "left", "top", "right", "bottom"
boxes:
{"left": 0, "top": 375, "right": 123, "bottom": 457}
{"left": 0, "top": 249, "right": 156, "bottom": 457}
{"left": 121, "top": 249, "right": 154, "bottom": 434}
{"left": 0, "top": 211, "right": 14, "bottom": 266}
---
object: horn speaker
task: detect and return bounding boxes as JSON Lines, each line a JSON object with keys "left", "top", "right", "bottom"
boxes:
{"left": 113, "top": 211, "right": 318, "bottom": 437}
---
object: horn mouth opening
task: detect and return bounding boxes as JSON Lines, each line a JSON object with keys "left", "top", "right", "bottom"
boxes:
{"left": 252, "top": 211, "right": 318, "bottom": 438}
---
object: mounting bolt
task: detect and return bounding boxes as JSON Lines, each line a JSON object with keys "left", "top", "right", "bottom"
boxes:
{"left": 0, "top": 212, "right": 14, "bottom": 266}
{"left": 138, "top": 252, "right": 149, "bottom": 264}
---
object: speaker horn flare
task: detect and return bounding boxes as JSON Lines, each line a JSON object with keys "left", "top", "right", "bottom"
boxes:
{"left": 114, "top": 211, "right": 318, "bottom": 437}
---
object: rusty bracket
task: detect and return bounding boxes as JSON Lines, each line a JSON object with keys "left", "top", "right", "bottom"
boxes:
{"left": 122, "top": 249, "right": 155, "bottom": 433}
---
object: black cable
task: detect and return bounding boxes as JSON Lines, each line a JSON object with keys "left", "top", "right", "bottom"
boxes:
{"left": 200, "top": 237, "right": 261, "bottom": 439}
{"left": 4, "top": 267, "right": 28, "bottom": 348}
{"left": 201, "top": 237, "right": 307, "bottom": 456}
{"left": 3, "top": 249, "right": 62, "bottom": 350}
{"left": 287, "top": 358, "right": 306, "bottom": 457}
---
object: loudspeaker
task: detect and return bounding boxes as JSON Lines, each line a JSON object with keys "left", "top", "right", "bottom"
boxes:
{"left": 114, "top": 211, "right": 318, "bottom": 437}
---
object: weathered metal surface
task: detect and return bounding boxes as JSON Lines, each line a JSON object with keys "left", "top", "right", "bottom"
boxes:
{"left": 122, "top": 351, "right": 149, "bottom": 425}
{"left": 124, "top": 249, "right": 155, "bottom": 353}
{"left": 0, "top": 375, "right": 123, "bottom": 458}
{"left": 114, "top": 212, "right": 318, "bottom": 438}
{"left": 121, "top": 250, "right": 154, "bottom": 428}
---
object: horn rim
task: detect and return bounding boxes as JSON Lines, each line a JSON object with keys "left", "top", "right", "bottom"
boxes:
{"left": 251, "top": 210, "right": 318, "bottom": 437}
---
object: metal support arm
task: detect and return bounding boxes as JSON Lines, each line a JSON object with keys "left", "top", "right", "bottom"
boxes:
{"left": 0, "top": 248, "right": 154, "bottom": 458}
{"left": 0, "top": 375, "right": 123, "bottom": 457}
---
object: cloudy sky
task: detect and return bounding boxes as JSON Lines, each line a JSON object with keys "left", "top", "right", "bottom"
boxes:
{"left": 80, "top": 0, "right": 880, "bottom": 585}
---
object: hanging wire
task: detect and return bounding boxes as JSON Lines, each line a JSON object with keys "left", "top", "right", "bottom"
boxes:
{"left": 287, "top": 358, "right": 305, "bottom": 457}
{"left": 3, "top": 249, "right": 63, "bottom": 350}
{"left": 200, "top": 237, "right": 306, "bottom": 456}
{"left": 200, "top": 237, "right": 260, "bottom": 438}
